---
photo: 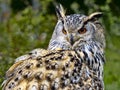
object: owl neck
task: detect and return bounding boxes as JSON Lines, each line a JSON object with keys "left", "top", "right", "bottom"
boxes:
{"left": 74, "top": 39, "right": 105, "bottom": 79}
{"left": 74, "top": 39, "right": 104, "bottom": 61}
{"left": 74, "top": 39, "right": 104, "bottom": 52}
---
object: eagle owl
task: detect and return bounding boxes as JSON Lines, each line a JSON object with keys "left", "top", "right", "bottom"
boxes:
{"left": 2, "top": 4, "right": 105, "bottom": 90}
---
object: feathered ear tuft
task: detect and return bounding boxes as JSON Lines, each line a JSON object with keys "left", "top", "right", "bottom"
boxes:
{"left": 55, "top": 3, "right": 66, "bottom": 20}
{"left": 88, "top": 12, "right": 103, "bottom": 20}
{"left": 84, "top": 12, "right": 103, "bottom": 23}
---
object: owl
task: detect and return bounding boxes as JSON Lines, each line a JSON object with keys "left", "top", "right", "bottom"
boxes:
{"left": 2, "top": 4, "right": 105, "bottom": 90}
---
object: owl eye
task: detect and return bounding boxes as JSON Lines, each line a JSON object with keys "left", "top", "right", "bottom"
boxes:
{"left": 62, "top": 29, "right": 67, "bottom": 35}
{"left": 78, "top": 28, "right": 87, "bottom": 34}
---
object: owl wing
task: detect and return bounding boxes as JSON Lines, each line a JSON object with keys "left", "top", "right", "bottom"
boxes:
{"left": 15, "top": 48, "right": 49, "bottom": 62}
{"left": 2, "top": 50, "right": 77, "bottom": 90}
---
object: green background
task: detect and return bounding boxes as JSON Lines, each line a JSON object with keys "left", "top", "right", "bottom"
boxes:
{"left": 0, "top": 0, "right": 120, "bottom": 90}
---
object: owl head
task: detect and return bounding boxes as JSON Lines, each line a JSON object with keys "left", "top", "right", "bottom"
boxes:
{"left": 48, "top": 4, "right": 105, "bottom": 50}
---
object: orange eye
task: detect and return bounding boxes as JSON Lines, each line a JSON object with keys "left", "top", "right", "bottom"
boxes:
{"left": 78, "top": 28, "right": 87, "bottom": 34}
{"left": 62, "top": 29, "right": 67, "bottom": 35}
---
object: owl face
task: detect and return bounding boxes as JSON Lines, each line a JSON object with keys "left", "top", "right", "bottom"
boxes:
{"left": 48, "top": 4, "right": 104, "bottom": 50}
{"left": 62, "top": 14, "right": 96, "bottom": 46}
{"left": 55, "top": 4, "right": 103, "bottom": 48}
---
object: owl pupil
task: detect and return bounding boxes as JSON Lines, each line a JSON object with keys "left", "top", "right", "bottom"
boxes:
{"left": 78, "top": 28, "right": 87, "bottom": 34}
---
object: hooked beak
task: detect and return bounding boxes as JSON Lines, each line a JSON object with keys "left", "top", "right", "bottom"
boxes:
{"left": 66, "top": 33, "right": 74, "bottom": 45}
{"left": 69, "top": 34, "right": 74, "bottom": 45}
{"left": 67, "top": 33, "right": 79, "bottom": 46}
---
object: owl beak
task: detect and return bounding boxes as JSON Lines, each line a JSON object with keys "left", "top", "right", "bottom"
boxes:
{"left": 68, "top": 33, "right": 79, "bottom": 46}
{"left": 68, "top": 34, "right": 74, "bottom": 45}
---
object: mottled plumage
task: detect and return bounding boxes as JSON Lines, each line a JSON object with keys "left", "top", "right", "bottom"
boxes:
{"left": 2, "top": 4, "right": 105, "bottom": 90}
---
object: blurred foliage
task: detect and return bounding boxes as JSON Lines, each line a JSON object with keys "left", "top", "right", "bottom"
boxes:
{"left": 0, "top": 0, "right": 120, "bottom": 90}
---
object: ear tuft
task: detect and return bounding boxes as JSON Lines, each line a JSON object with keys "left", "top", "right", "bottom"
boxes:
{"left": 55, "top": 3, "right": 66, "bottom": 19}
{"left": 84, "top": 12, "right": 103, "bottom": 23}
{"left": 88, "top": 12, "right": 103, "bottom": 21}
